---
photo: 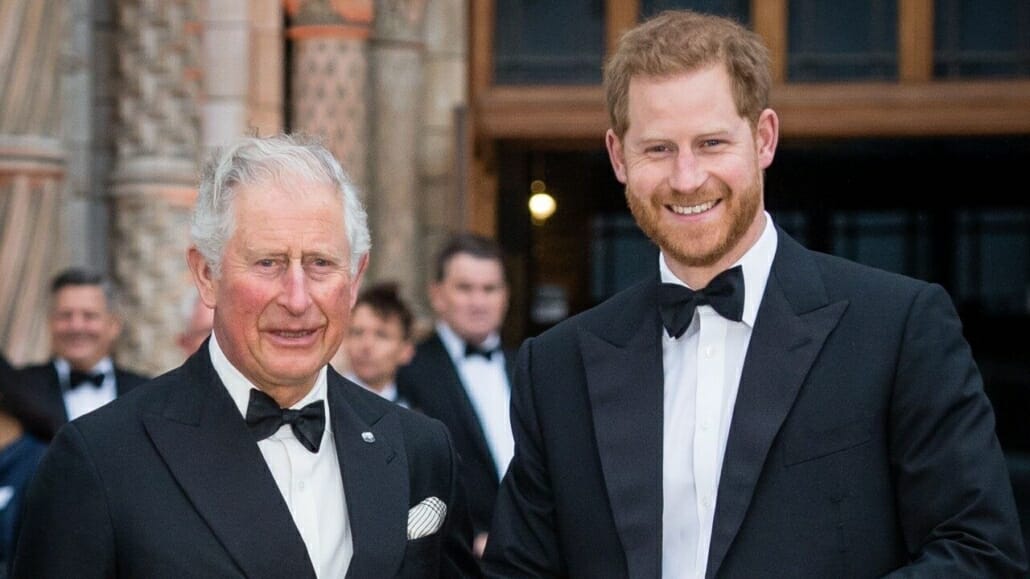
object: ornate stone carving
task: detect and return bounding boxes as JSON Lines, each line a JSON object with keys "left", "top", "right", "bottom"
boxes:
{"left": 111, "top": 0, "right": 201, "bottom": 374}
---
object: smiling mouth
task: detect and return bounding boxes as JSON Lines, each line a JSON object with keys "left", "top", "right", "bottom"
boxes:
{"left": 272, "top": 329, "right": 317, "bottom": 339}
{"left": 668, "top": 199, "right": 718, "bottom": 215}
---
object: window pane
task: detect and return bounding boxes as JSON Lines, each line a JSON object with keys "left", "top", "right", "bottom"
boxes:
{"left": 956, "top": 210, "right": 1030, "bottom": 315}
{"left": 640, "top": 0, "right": 749, "bottom": 23}
{"left": 788, "top": 0, "right": 898, "bottom": 81}
{"left": 591, "top": 214, "right": 658, "bottom": 302}
{"left": 831, "top": 211, "right": 932, "bottom": 280}
{"left": 934, "top": 0, "right": 1030, "bottom": 78}
{"left": 494, "top": 0, "right": 605, "bottom": 85}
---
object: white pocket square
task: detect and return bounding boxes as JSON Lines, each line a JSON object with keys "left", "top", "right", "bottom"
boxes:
{"left": 407, "top": 496, "right": 447, "bottom": 540}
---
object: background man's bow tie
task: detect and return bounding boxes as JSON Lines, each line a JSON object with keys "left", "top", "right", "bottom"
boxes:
{"left": 69, "top": 370, "right": 105, "bottom": 389}
{"left": 465, "top": 342, "right": 498, "bottom": 361}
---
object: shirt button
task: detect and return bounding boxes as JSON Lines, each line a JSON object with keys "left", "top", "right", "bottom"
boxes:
{"left": 298, "top": 481, "right": 306, "bottom": 491}
{"left": 702, "top": 496, "right": 714, "bottom": 509}
{"left": 701, "top": 420, "right": 712, "bottom": 431}
{"left": 704, "top": 346, "right": 714, "bottom": 358}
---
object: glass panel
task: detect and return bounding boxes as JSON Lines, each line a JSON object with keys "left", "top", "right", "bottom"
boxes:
{"left": 831, "top": 211, "right": 931, "bottom": 279}
{"left": 934, "top": 0, "right": 1030, "bottom": 78}
{"left": 788, "top": 0, "right": 898, "bottom": 81}
{"left": 770, "top": 210, "right": 808, "bottom": 247}
{"left": 591, "top": 214, "right": 658, "bottom": 302}
{"left": 640, "top": 0, "right": 749, "bottom": 23}
{"left": 494, "top": 0, "right": 605, "bottom": 85}
{"left": 956, "top": 210, "right": 1030, "bottom": 315}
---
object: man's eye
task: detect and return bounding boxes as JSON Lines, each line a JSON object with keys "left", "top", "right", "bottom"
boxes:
{"left": 256, "top": 259, "right": 276, "bottom": 268}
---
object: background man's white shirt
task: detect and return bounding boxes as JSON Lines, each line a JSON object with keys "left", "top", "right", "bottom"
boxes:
{"left": 55, "top": 356, "right": 117, "bottom": 421}
{"left": 437, "top": 322, "right": 514, "bottom": 479}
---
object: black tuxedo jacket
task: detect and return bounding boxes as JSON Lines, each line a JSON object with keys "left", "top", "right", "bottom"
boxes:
{"left": 397, "top": 332, "right": 515, "bottom": 534}
{"left": 17, "top": 360, "right": 147, "bottom": 440}
{"left": 483, "top": 229, "right": 1026, "bottom": 578}
{"left": 12, "top": 347, "right": 480, "bottom": 578}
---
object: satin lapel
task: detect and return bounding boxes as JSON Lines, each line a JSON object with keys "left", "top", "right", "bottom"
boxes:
{"left": 428, "top": 336, "right": 496, "bottom": 477}
{"left": 581, "top": 281, "right": 664, "bottom": 579}
{"left": 329, "top": 374, "right": 409, "bottom": 579}
{"left": 706, "top": 235, "right": 848, "bottom": 578}
{"left": 44, "top": 363, "right": 70, "bottom": 423}
{"left": 142, "top": 351, "right": 316, "bottom": 579}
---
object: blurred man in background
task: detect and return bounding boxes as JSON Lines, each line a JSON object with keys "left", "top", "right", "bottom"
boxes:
{"left": 398, "top": 233, "right": 513, "bottom": 555}
{"left": 17, "top": 268, "right": 147, "bottom": 440}
{"left": 341, "top": 282, "right": 414, "bottom": 406}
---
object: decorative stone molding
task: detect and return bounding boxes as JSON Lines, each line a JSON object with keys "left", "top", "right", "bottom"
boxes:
{"left": 288, "top": 0, "right": 373, "bottom": 196}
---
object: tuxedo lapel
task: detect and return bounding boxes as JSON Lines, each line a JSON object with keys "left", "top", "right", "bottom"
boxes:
{"left": 42, "top": 362, "right": 70, "bottom": 423}
{"left": 706, "top": 232, "right": 848, "bottom": 578}
{"left": 142, "top": 350, "right": 316, "bottom": 579}
{"left": 328, "top": 372, "right": 409, "bottom": 579}
{"left": 427, "top": 335, "right": 496, "bottom": 476}
{"left": 580, "top": 280, "right": 664, "bottom": 579}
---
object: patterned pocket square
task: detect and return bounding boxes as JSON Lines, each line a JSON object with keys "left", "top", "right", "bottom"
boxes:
{"left": 407, "top": 496, "right": 447, "bottom": 540}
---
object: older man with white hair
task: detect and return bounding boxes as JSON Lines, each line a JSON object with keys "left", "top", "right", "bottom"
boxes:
{"left": 12, "top": 134, "right": 480, "bottom": 579}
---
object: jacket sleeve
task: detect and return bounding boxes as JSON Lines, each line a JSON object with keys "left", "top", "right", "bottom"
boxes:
{"left": 885, "top": 283, "right": 1027, "bottom": 577}
{"left": 482, "top": 338, "right": 565, "bottom": 578}
{"left": 11, "top": 423, "right": 117, "bottom": 579}
{"left": 437, "top": 419, "right": 483, "bottom": 578}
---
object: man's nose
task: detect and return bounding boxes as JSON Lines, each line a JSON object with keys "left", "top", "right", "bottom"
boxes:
{"left": 279, "top": 262, "right": 313, "bottom": 314}
{"left": 668, "top": 150, "right": 707, "bottom": 193}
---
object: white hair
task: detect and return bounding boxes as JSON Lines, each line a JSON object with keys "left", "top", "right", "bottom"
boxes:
{"left": 190, "top": 134, "right": 370, "bottom": 277}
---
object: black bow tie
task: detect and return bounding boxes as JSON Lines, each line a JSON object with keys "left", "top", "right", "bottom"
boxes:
{"left": 465, "top": 342, "right": 498, "bottom": 361}
{"left": 245, "top": 389, "right": 326, "bottom": 453}
{"left": 68, "top": 370, "right": 105, "bottom": 389}
{"left": 658, "top": 266, "right": 745, "bottom": 339}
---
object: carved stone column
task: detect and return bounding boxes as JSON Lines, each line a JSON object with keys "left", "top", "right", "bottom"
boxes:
{"left": 0, "top": 0, "right": 67, "bottom": 363}
{"left": 249, "top": 0, "right": 285, "bottom": 134}
{"left": 287, "top": 0, "right": 374, "bottom": 196}
{"left": 368, "top": 0, "right": 426, "bottom": 297}
{"left": 110, "top": 0, "right": 202, "bottom": 375}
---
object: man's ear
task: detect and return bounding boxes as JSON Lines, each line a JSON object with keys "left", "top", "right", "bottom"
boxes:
{"left": 605, "top": 129, "right": 629, "bottom": 184}
{"left": 398, "top": 341, "right": 415, "bottom": 366}
{"left": 348, "top": 254, "right": 370, "bottom": 309}
{"left": 755, "top": 108, "right": 779, "bottom": 170}
{"left": 187, "top": 247, "right": 218, "bottom": 308}
{"left": 428, "top": 281, "right": 444, "bottom": 315}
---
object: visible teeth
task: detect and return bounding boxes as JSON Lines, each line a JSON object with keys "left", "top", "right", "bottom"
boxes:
{"left": 277, "top": 330, "right": 311, "bottom": 338}
{"left": 670, "top": 200, "right": 716, "bottom": 215}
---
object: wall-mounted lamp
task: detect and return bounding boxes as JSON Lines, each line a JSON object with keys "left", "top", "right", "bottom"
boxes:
{"left": 528, "top": 180, "right": 556, "bottom": 225}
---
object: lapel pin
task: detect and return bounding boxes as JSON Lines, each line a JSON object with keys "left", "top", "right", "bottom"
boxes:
{"left": 361, "top": 431, "right": 375, "bottom": 443}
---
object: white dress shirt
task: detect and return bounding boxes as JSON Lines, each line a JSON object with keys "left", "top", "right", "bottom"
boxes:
{"left": 210, "top": 334, "right": 352, "bottom": 578}
{"left": 436, "top": 322, "right": 514, "bottom": 479}
{"left": 661, "top": 213, "right": 778, "bottom": 578}
{"left": 56, "top": 356, "right": 117, "bottom": 421}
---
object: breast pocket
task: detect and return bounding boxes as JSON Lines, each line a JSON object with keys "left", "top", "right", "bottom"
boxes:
{"left": 783, "top": 417, "right": 872, "bottom": 466}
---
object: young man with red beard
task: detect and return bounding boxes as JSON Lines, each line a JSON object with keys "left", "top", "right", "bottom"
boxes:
{"left": 483, "top": 9, "right": 1025, "bottom": 578}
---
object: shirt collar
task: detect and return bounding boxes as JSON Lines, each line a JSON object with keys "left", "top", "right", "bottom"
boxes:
{"left": 659, "top": 211, "right": 778, "bottom": 327}
{"left": 435, "top": 321, "right": 501, "bottom": 363}
{"left": 208, "top": 333, "right": 331, "bottom": 432}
